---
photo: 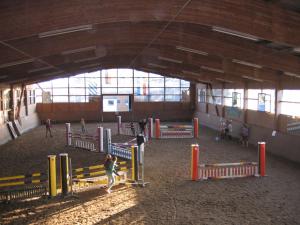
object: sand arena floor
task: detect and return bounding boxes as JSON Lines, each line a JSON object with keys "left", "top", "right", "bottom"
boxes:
{"left": 0, "top": 122, "right": 300, "bottom": 225}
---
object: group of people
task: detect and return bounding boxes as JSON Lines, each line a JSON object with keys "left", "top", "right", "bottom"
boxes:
{"left": 219, "top": 119, "right": 249, "bottom": 147}
{"left": 220, "top": 119, "right": 233, "bottom": 140}
{"left": 45, "top": 117, "right": 87, "bottom": 138}
{"left": 129, "top": 118, "right": 147, "bottom": 136}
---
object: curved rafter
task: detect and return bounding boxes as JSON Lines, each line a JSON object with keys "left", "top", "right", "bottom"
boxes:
{"left": 0, "top": 0, "right": 299, "bottom": 87}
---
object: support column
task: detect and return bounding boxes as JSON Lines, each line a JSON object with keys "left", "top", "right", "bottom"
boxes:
{"left": 274, "top": 88, "right": 283, "bottom": 131}
{"left": 193, "top": 118, "right": 199, "bottom": 138}
{"left": 190, "top": 82, "right": 197, "bottom": 111}
{"left": 243, "top": 82, "right": 249, "bottom": 124}
{"left": 221, "top": 82, "right": 225, "bottom": 118}
{"left": 8, "top": 85, "right": 14, "bottom": 121}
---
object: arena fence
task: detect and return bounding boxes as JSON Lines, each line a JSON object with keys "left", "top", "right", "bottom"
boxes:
{"left": 191, "top": 142, "right": 266, "bottom": 181}
{"left": 116, "top": 116, "right": 152, "bottom": 140}
{"left": 71, "top": 161, "right": 128, "bottom": 190}
{"left": 0, "top": 155, "right": 59, "bottom": 202}
{"left": 0, "top": 172, "right": 48, "bottom": 202}
{"left": 66, "top": 123, "right": 104, "bottom": 153}
{"left": 117, "top": 115, "right": 139, "bottom": 136}
{"left": 155, "top": 118, "right": 199, "bottom": 139}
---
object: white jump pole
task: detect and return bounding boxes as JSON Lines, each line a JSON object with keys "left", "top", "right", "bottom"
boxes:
{"left": 117, "top": 116, "right": 121, "bottom": 135}
{"left": 66, "top": 123, "right": 72, "bottom": 146}
{"left": 97, "top": 127, "right": 103, "bottom": 152}
{"left": 148, "top": 118, "right": 153, "bottom": 139}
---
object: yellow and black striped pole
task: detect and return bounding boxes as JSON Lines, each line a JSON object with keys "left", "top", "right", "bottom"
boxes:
{"left": 131, "top": 145, "right": 139, "bottom": 181}
{"left": 60, "top": 153, "right": 69, "bottom": 196}
{"left": 48, "top": 155, "right": 57, "bottom": 197}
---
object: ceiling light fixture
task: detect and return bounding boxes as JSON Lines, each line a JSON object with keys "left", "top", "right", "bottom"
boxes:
{"left": 158, "top": 56, "right": 182, "bottom": 64}
{"left": 293, "top": 47, "right": 300, "bottom": 53}
{"left": 38, "top": 25, "right": 93, "bottom": 38}
{"left": 242, "top": 75, "right": 263, "bottom": 82}
{"left": 74, "top": 56, "right": 100, "bottom": 63}
{"left": 182, "top": 70, "right": 201, "bottom": 76}
{"left": 212, "top": 26, "right": 260, "bottom": 41}
{"left": 201, "top": 66, "right": 224, "bottom": 73}
{"left": 0, "top": 59, "right": 34, "bottom": 69}
{"left": 62, "top": 46, "right": 96, "bottom": 55}
{"left": 176, "top": 46, "right": 208, "bottom": 56}
{"left": 79, "top": 63, "right": 100, "bottom": 69}
{"left": 40, "top": 71, "right": 65, "bottom": 77}
{"left": 148, "top": 63, "right": 167, "bottom": 69}
{"left": 28, "top": 66, "right": 53, "bottom": 73}
{"left": 215, "top": 78, "right": 234, "bottom": 83}
{"left": 284, "top": 71, "right": 300, "bottom": 78}
{"left": 232, "top": 59, "right": 262, "bottom": 69}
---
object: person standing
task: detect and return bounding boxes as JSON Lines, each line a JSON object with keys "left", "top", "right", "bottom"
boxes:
{"left": 138, "top": 119, "right": 147, "bottom": 135}
{"left": 104, "top": 154, "right": 116, "bottom": 193}
{"left": 45, "top": 118, "right": 53, "bottom": 138}
{"left": 80, "top": 118, "right": 86, "bottom": 133}
{"left": 241, "top": 124, "right": 249, "bottom": 147}
{"left": 225, "top": 120, "right": 233, "bottom": 140}
{"left": 130, "top": 121, "right": 135, "bottom": 136}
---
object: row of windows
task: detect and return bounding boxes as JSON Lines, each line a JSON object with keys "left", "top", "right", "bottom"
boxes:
{"left": 38, "top": 69, "right": 190, "bottom": 89}
{"left": 36, "top": 69, "right": 190, "bottom": 103}
{"left": 0, "top": 89, "right": 36, "bottom": 112}
{"left": 36, "top": 94, "right": 188, "bottom": 103}
{"left": 198, "top": 88, "right": 300, "bottom": 117}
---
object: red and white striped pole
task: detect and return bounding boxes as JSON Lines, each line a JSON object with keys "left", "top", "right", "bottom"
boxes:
{"left": 258, "top": 142, "right": 266, "bottom": 177}
{"left": 191, "top": 144, "right": 199, "bottom": 181}
{"left": 193, "top": 118, "right": 199, "bottom": 138}
{"left": 155, "top": 119, "right": 160, "bottom": 139}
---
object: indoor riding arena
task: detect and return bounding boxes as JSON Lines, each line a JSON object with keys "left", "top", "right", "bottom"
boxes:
{"left": 0, "top": 1, "right": 300, "bottom": 225}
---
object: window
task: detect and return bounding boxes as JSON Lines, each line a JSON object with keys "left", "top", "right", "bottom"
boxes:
{"left": 208, "top": 89, "right": 222, "bottom": 105}
{"left": 247, "top": 89, "right": 274, "bottom": 113}
{"left": 198, "top": 88, "right": 206, "bottom": 103}
{"left": 3, "top": 90, "right": 11, "bottom": 110}
{"left": 29, "top": 90, "right": 36, "bottom": 104}
{"left": 35, "top": 69, "right": 190, "bottom": 103}
{"left": 281, "top": 90, "right": 300, "bottom": 117}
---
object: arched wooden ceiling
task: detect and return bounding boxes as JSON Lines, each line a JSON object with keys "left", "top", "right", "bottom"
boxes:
{"left": 0, "top": 0, "right": 300, "bottom": 88}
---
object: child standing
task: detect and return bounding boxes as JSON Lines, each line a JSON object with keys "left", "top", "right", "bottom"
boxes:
{"left": 104, "top": 154, "right": 116, "bottom": 193}
{"left": 45, "top": 118, "right": 53, "bottom": 138}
